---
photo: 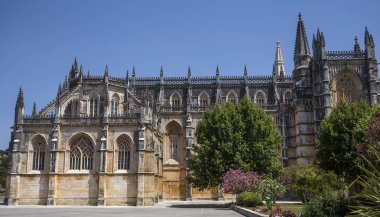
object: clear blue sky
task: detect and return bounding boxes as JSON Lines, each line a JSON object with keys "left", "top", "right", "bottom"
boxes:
{"left": 0, "top": 0, "right": 379, "bottom": 150}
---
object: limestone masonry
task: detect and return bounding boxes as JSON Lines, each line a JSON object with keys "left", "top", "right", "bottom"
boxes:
{"left": 5, "top": 14, "right": 379, "bottom": 206}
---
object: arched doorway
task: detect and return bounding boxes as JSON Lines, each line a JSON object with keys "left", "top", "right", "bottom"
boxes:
{"left": 162, "top": 121, "right": 186, "bottom": 200}
{"left": 332, "top": 70, "right": 362, "bottom": 107}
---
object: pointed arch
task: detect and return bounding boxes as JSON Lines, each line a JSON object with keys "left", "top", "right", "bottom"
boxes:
{"left": 283, "top": 90, "right": 292, "bottom": 105}
{"left": 170, "top": 91, "right": 182, "bottom": 107}
{"left": 226, "top": 90, "right": 238, "bottom": 104}
{"left": 255, "top": 90, "right": 267, "bottom": 106}
{"left": 332, "top": 69, "right": 362, "bottom": 106}
{"left": 111, "top": 93, "right": 120, "bottom": 116}
{"left": 89, "top": 91, "right": 100, "bottom": 117}
{"left": 64, "top": 97, "right": 80, "bottom": 116}
{"left": 164, "top": 121, "right": 183, "bottom": 163}
{"left": 31, "top": 135, "right": 47, "bottom": 171}
{"left": 116, "top": 134, "right": 132, "bottom": 170}
{"left": 198, "top": 91, "right": 210, "bottom": 107}
{"left": 69, "top": 133, "right": 94, "bottom": 170}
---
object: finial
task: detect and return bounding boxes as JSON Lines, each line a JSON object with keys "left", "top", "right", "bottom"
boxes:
{"left": 216, "top": 65, "right": 220, "bottom": 76}
{"left": 298, "top": 12, "right": 302, "bottom": 20}
{"left": 56, "top": 83, "right": 62, "bottom": 102}
{"left": 79, "top": 64, "right": 83, "bottom": 76}
{"left": 17, "top": 86, "right": 24, "bottom": 104}
{"left": 244, "top": 65, "right": 248, "bottom": 76}
{"left": 188, "top": 66, "right": 191, "bottom": 77}
{"left": 354, "top": 35, "right": 361, "bottom": 53}
{"left": 126, "top": 69, "right": 129, "bottom": 81}
{"left": 132, "top": 66, "right": 136, "bottom": 77}
{"left": 104, "top": 65, "right": 109, "bottom": 76}
{"left": 32, "top": 102, "right": 37, "bottom": 116}
{"left": 160, "top": 65, "right": 163, "bottom": 77}
{"left": 87, "top": 70, "right": 90, "bottom": 77}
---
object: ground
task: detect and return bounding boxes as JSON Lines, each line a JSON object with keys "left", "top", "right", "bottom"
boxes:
{"left": 0, "top": 206, "right": 242, "bottom": 217}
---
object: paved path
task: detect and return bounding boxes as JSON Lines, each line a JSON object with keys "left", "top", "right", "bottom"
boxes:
{"left": 0, "top": 206, "right": 242, "bottom": 217}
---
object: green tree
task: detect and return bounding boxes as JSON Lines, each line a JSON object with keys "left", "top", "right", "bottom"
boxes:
{"left": 0, "top": 149, "right": 9, "bottom": 192}
{"left": 316, "top": 100, "right": 379, "bottom": 182}
{"left": 188, "top": 96, "right": 282, "bottom": 190}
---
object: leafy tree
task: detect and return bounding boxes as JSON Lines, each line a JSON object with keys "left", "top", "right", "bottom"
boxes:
{"left": 316, "top": 100, "right": 379, "bottom": 182}
{"left": 0, "top": 149, "right": 9, "bottom": 192}
{"left": 188, "top": 96, "right": 282, "bottom": 190}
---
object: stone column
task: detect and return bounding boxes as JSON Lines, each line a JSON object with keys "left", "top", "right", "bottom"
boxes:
{"left": 98, "top": 126, "right": 107, "bottom": 206}
{"left": 47, "top": 125, "right": 59, "bottom": 205}
{"left": 185, "top": 115, "right": 193, "bottom": 201}
{"left": 6, "top": 126, "right": 22, "bottom": 205}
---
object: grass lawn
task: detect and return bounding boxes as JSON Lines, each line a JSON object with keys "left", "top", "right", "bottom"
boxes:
{"left": 251, "top": 204, "right": 304, "bottom": 215}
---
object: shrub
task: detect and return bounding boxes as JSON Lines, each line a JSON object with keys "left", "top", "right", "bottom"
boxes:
{"left": 258, "top": 177, "right": 285, "bottom": 203}
{"left": 302, "top": 190, "right": 350, "bottom": 217}
{"left": 223, "top": 169, "right": 262, "bottom": 194}
{"left": 236, "top": 191, "right": 262, "bottom": 207}
{"left": 269, "top": 206, "right": 296, "bottom": 217}
{"left": 291, "top": 165, "right": 344, "bottom": 202}
{"left": 349, "top": 146, "right": 380, "bottom": 216}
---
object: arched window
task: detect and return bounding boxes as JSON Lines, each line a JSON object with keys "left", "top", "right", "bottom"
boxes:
{"left": 255, "top": 91, "right": 266, "bottom": 106}
{"left": 111, "top": 95, "right": 119, "bottom": 116}
{"left": 284, "top": 91, "right": 292, "bottom": 105}
{"left": 199, "top": 92, "right": 210, "bottom": 107}
{"left": 171, "top": 92, "right": 181, "bottom": 107}
{"left": 117, "top": 136, "right": 131, "bottom": 170}
{"left": 32, "top": 139, "right": 45, "bottom": 170}
{"left": 226, "top": 91, "right": 238, "bottom": 104}
{"left": 70, "top": 136, "right": 94, "bottom": 170}
{"left": 332, "top": 71, "right": 361, "bottom": 106}
{"left": 64, "top": 99, "right": 79, "bottom": 116}
{"left": 89, "top": 97, "right": 98, "bottom": 117}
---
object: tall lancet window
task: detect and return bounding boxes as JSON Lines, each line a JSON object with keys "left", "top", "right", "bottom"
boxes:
{"left": 226, "top": 91, "right": 238, "bottom": 104}
{"left": 111, "top": 95, "right": 119, "bottom": 116}
{"left": 199, "top": 92, "right": 210, "bottom": 107}
{"left": 171, "top": 92, "right": 181, "bottom": 107}
{"left": 32, "top": 139, "right": 46, "bottom": 171}
{"left": 90, "top": 97, "right": 98, "bottom": 117}
{"left": 117, "top": 136, "right": 131, "bottom": 170}
{"left": 255, "top": 91, "right": 266, "bottom": 106}
{"left": 169, "top": 134, "right": 179, "bottom": 161}
{"left": 284, "top": 91, "right": 292, "bottom": 105}
{"left": 70, "top": 136, "right": 94, "bottom": 170}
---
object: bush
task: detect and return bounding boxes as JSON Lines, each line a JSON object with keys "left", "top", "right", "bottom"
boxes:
{"left": 269, "top": 206, "right": 296, "bottom": 217}
{"left": 291, "top": 166, "right": 344, "bottom": 202}
{"left": 302, "top": 190, "right": 350, "bottom": 217}
{"left": 236, "top": 191, "right": 262, "bottom": 207}
{"left": 258, "top": 177, "right": 285, "bottom": 203}
{"left": 223, "top": 169, "right": 262, "bottom": 194}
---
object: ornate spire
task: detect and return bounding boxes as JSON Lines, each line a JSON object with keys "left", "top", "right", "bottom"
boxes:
{"left": 16, "top": 87, "right": 24, "bottom": 107}
{"left": 294, "top": 13, "right": 310, "bottom": 63}
{"left": 69, "top": 57, "right": 79, "bottom": 79}
{"left": 104, "top": 65, "right": 109, "bottom": 77}
{"left": 125, "top": 70, "right": 130, "bottom": 88}
{"left": 273, "top": 39, "right": 286, "bottom": 78}
{"left": 32, "top": 102, "right": 37, "bottom": 116}
{"left": 188, "top": 66, "right": 191, "bottom": 77}
{"left": 216, "top": 65, "right": 220, "bottom": 76}
{"left": 160, "top": 66, "right": 164, "bottom": 77}
{"left": 354, "top": 36, "right": 361, "bottom": 53}
{"left": 244, "top": 65, "right": 248, "bottom": 76}
{"left": 57, "top": 83, "right": 62, "bottom": 100}
{"left": 132, "top": 66, "right": 136, "bottom": 77}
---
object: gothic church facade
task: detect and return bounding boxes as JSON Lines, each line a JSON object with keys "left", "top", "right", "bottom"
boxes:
{"left": 5, "top": 14, "right": 379, "bottom": 206}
